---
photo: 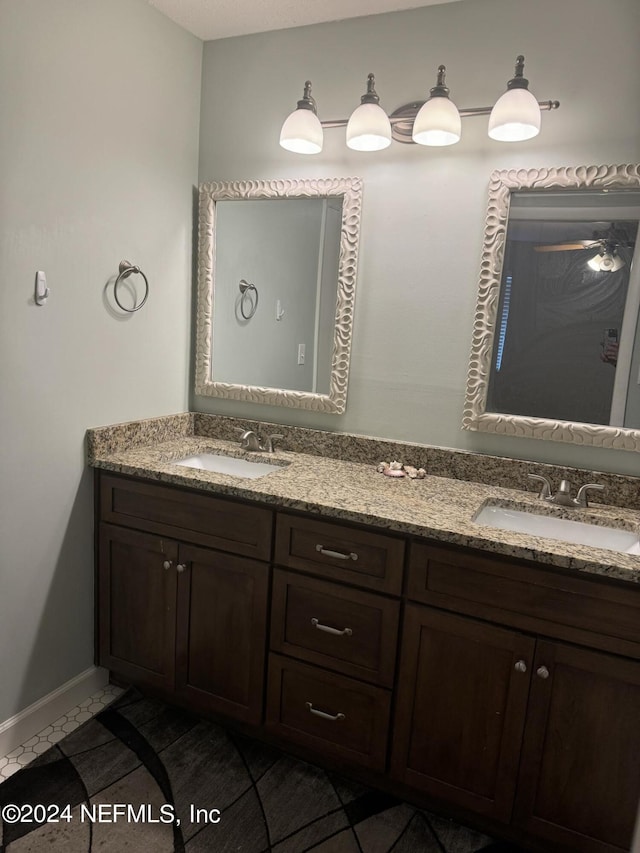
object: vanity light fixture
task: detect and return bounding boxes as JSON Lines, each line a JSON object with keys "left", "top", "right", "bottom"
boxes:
{"left": 412, "top": 65, "right": 461, "bottom": 147}
{"left": 279, "top": 81, "right": 324, "bottom": 154}
{"left": 346, "top": 74, "right": 392, "bottom": 151}
{"left": 279, "top": 55, "right": 559, "bottom": 153}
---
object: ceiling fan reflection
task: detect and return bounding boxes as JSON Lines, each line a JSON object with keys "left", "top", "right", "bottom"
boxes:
{"left": 534, "top": 232, "right": 635, "bottom": 272}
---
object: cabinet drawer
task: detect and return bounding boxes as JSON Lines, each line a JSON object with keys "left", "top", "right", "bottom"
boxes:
{"left": 275, "top": 513, "right": 404, "bottom": 594}
{"left": 408, "top": 543, "right": 640, "bottom": 649}
{"left": 270, "top": 569, "right": 399, "bottom": 687}
{"left": 99, "top": 474, "right": 273, "bottom": 560}
{"left": 266, "top": 655, "right": 391, "bottom": 771}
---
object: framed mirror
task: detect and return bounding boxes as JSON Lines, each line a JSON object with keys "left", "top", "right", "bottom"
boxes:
{"left": 194, "top": 177, "right": 363, "bottom": 414}
{"left": 463, "top": 164, "right": 640, "bottom": 450}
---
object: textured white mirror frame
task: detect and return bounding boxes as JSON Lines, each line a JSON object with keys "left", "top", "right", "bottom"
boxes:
{"left": 463, "top": 164, "right": 640, "bottom": 451}
{"left": 194, "top": 177, "right": 362, "bottom": 414}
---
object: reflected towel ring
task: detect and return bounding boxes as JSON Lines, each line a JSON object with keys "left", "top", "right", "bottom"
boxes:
{"left": 239, "top": 279, "right": 259, "bottom": 319}
{"left": 114, "top": 260, "right": 149, "bottom": 313}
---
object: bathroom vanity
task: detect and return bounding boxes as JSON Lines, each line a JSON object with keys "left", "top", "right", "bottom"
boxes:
{"left": 90, "top": 417, "right": 640, "bottom": 853}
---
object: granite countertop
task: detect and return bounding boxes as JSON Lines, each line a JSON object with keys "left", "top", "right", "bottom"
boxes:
{"left": 88, "top": 432, "right": 640, "bottom": 586}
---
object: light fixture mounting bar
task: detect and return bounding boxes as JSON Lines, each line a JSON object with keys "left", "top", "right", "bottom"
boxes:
{"left": 320, "top": 98, "right": 559, "bottom": 143}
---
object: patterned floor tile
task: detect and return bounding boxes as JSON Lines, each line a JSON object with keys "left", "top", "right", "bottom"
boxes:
{"left": 159, "top": 720, "right": 253, "bottom": 841}
{"left": 0, "top": 684, "right": 124, "bottom": 781}
{"left": 392, "top": 811, "right": 443, "bottom": 852}
{"left": 186, "top": 785, "right": 268, "bottom": 852}
{"left": 89, "top": 764, "right": 175, "bottom": 853}
{"left": 4, "top": 802, "right": 90, "bottom": 852}
{"left": 427, "top": 812, "right": 495, "bottom": 852}
{"left": 257, "top": 755, "right": 342, "bottom": 845}
{"left": 308, "top": 829, "right": 361, "bottom": 851}
{"left": 1, "top": 689, "right": 504, "bottom": 853}
{"left": 271, "top": 808, "right": 349, "bottom": 852}
{"left": 354, "top": 802, "right": 417, "bottom": 852}
{"left": 69, "top": 733, "right": 142, "bottom": 797}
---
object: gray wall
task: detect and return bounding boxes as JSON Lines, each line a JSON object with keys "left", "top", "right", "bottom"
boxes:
{"left": 195, "top": 0, "right": 640, "bottom": 476}
{"left": 0, "top": 0, "right": 202, "bottom": 722}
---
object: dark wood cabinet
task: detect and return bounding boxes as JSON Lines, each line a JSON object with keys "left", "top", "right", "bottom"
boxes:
{"left": 174, "top": 544, "right": 268, "bottom": 724}
{"left": 270, "top": 568, "right": 400, "bottom": 687}
{"left": 266, "top": 513, "right": 402, "bottom": 772}
{"left": 391, "top": 605, "right": 535, "bottom": 823}
{"left": 514, "top": 641, "right": 640, "bottom": 853}
{"left": 98, "top": 523, "right": 178, "bottom": 692}
{"left": 97, "top": 475, "right": 272, "bottom": 725}
{"left": 274, "top": 512, "right": 405, "bottom": 594}
{"left": 266, "top": 654, "right": 392, "bottom": 771}
{"left": 400, "top": 543, "right": 640, "bottom": 852}
{"left": 95, "top": 472, "right": 640, "bottom": 853}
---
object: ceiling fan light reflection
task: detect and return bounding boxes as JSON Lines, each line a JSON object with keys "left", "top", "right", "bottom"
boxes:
{"left": 588, "top": 251, "right": 625, "bottom": 272}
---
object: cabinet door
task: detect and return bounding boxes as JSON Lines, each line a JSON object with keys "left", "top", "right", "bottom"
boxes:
{"left": 391, "top": 604, "right": 534, "bottom": 822}
{"left": 514, "top": 640, "right": 640, "bottom": 853}
{"left": 174, "top": 544, "right": 269, "bottom": 725}
{"left": 98, "top": 523, "right": 178, "bottom": 690}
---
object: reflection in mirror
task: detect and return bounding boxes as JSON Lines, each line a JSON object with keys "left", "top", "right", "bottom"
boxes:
{"left": 195, "top": 178, "right": 362, "bottom": 414}
{"left": 463, "top": 165, "right": 640, "bottom": 450}
{"left": 213, "top": 198, "right": 342, "bottom": 394}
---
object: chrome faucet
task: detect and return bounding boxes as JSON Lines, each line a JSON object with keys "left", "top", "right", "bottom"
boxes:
{"left": 527, "top": 474, "right": 604, "bottom": 508}
{"left": 262, "top": 434, "right": 284, "bottom": 453}
{"left": 235, "top": 428, "right": 284, "bottom": 453}
{"left": 573, "top": 483, "right": 605, "bottom": 507}
{"left": 237, "top": 429, "right": 262, "bottom": 452}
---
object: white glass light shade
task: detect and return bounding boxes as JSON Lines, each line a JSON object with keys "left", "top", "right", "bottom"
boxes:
{"left": 279, "top": 108, "right": 323, "bottom": 154}
{"left": 588, "top": 251, "right": 624, "bottom": 272}
{"left": 488, "top": 87, "right": 541, "bottom": 141}
{"left": 346, "top": 103, "right": 391, "bottom": 151}
{"left": 412, "top": 97, "right": 461, "bottom": 146}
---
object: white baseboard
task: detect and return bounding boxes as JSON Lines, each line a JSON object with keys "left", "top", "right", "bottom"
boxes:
{"left": 0, "top": 666, "right": 109, "bottom": 757}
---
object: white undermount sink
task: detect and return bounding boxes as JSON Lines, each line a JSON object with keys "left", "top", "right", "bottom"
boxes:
{"left": 474, "top": 504, "right": 640, "bottom": 555}
{"left": 173, "top": 452, "right": 286, "bottom": 479}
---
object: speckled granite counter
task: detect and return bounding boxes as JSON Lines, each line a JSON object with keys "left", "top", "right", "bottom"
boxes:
{"left": 87, "top": 414, "right": 640, "bottom": 587}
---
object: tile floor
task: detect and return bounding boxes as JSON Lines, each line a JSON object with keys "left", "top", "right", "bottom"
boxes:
{"left": 0, "top": 684, "right": 124, "bottom": 782}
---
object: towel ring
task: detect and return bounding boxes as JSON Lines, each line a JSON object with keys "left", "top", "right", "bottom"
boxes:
{"left": 239, "top": 279, "right": 259, "bottom": 320}
{"left": 114, "top": 260, "right": 149, "bottom": 313}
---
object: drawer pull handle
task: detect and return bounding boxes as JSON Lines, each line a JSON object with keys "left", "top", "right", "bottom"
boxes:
{"left": 305, "top": 702, "right": 345, "bottom": 722}
{"left": 176, "top": 563, "right": 187, "bottom": 574}
{"left": 163, "top": 560, "right": 172, "bottom": 570}
{"left": 514, "top": 660, "right": 527, "bottom": 673}
{"left": 311, "top": 618, "right": 353, "bottom": 637}
{"left": 536, "top": 665, "right": 550, "bottom": 679}
{"left": 315, "top": 544, "right": 358, "bottom": 561}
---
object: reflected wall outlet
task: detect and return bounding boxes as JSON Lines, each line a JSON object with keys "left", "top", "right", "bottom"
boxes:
{"left": 297, "top": 344, "right": 305, "bottom": 365}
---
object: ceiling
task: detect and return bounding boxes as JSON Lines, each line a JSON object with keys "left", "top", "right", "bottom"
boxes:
{"left": 147, "top": 0, "right": 466, "bottom": 41}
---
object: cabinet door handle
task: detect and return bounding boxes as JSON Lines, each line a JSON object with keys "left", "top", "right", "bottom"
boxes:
{"left": 514, "top": 659, "right": 527, "bottom": 673}
{"left": 176, "top": 563, "right": 187, "bottom": 574}
{"left": 536, "top": 665, "right": 550, "bottom": 679}
{"left": 163, "top": 560, "right": 172, "bottom": 570}
{"left": 315, "top": 544, "right": 358, "bottom": 561}
{"left": 305, "top": 701, "right": 345, "bottom": 722}
{"left": 311, "top": 618, "right": 353, "bottom": 637}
